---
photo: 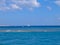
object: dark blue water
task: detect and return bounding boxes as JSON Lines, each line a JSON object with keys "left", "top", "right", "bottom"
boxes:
{"left": 0, "top": 26, "right": 60, "bottom": 45}
{"left": 0, "top": 26, "right": 60, "bottom": 30}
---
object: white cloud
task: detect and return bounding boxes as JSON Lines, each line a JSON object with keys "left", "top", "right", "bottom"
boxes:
{"left": 57, "top": 17, "right": 60, "bottom": 21}
{"left": 12, "top": 0, "right": 40, "bottom": 7}
{"left": 10, "top": 4, "right": 22, "bottom": 9}
{"left": 0, "top": 0, "right": 40, "bottom": 11}
{"left": 54, "top": 0, "right": 60, "bottom": 6}
{"left": 46, "top": 6, "right": 52, "bottom": 11}
{"left": 0, "top": 7, "right": 10, "bottom": 11}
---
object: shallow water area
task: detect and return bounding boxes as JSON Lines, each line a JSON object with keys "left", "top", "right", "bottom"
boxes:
{"left": 0, "top": 32, "right": 60, "bottom": 45}
{"left": 0, "top": 26, "right": 60, "bottom": 45}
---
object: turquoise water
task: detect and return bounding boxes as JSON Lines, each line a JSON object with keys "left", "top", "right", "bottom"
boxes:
{"left": 0, "top": 26, "right": 60, "bottom": 45}
{"left": 0, "top": 32, "right": 60, "bottom": 45}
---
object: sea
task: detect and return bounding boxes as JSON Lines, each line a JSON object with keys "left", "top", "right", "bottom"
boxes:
{"left": 0, "top": 26, "right": 60, "bottom": 45}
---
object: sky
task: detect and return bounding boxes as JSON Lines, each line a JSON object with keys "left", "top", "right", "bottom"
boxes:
{"left": 0, "top": 0, "right": 60, "bottom": 26}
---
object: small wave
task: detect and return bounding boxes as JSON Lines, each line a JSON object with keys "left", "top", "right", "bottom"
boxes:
{"left": 0, "top": 30, "right": 60, "bottom": 32}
